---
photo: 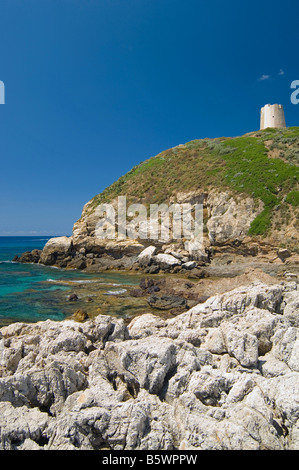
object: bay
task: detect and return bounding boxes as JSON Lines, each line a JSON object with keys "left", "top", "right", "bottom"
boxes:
{"left": 0, "top": 236, "right": 143, "bottom": 326}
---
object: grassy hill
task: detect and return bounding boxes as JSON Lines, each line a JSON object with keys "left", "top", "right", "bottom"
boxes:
{"left": 89, "top": 127, "right": 299, "bottom": 238}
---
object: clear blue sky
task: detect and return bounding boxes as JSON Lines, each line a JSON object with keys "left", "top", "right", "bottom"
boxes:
{"left": 0, "top": 0, "right": 298, "bottom": 235}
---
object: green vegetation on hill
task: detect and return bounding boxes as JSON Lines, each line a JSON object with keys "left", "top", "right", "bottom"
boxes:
{"left": 90, "top": 127, "right": 299, "bottom": 236}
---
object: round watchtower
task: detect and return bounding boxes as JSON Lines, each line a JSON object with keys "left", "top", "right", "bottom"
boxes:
{"left": 260, "top": 104, "right": 286, "bottom": 130}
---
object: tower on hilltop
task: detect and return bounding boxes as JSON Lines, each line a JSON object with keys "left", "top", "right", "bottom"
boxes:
{"left": 260, "top": 104, "right": 286, "bottom": 130}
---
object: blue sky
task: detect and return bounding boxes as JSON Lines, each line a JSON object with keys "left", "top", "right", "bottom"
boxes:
{"left": 0, "top": 0, "right": 298, "bottom": 235}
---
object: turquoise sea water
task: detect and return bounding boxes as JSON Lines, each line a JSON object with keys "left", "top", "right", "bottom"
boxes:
{"left": 0, "top": 237, "right": 141, "bottom": 326}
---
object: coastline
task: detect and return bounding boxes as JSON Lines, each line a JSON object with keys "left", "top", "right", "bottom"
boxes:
{"left": 0, "top": 278, "right": 298, "bottom": 450}
{"left": 1, "top": 236, "right": 298, "bottom": 450}
{"left": 7, "top": 230, "right": 297, "bottom": 330}
{"left": 14, "top": 237, "right": 299, "bottom": 324}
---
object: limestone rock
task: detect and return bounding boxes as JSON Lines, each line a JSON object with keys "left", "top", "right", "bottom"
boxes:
{"left": 104, "top": 336, "right": 177, "bottom": 395}
{"left": 128, "top": 314, "right": 166, "bottom": 339}
{"left": 182, "top": 261, "right": 197, "bottom": 270}
{"left": 137, "top": 245, "right": 157, "bottom": 267}
{"left": 39, "top": 236, "right": 73, "bottom": 266}
{"left": 154, "top": 253, "right": 181, "bottom": 270}
{"left": 0, "top": 402, "right": 50, "bottom": 450}
{"left": 0, "top": 281, "right": 299, "bottom": 450}
{"left": 206, "top": 189, "right": 264, "bottom": 245}
{"left": 282, "top": 291, "right": 299, "bottom": 326}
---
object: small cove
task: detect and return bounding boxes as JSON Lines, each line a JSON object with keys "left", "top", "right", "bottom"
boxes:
{"left": 0, "top": 237, "right": 148, "bottom": 326}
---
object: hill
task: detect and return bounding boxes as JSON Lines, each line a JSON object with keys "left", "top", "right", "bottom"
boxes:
{"left": 18, "top": 127, "right": 299, "bottom": 274}
{"left": 78, "top": 127, "right": 298, "bottom": 245}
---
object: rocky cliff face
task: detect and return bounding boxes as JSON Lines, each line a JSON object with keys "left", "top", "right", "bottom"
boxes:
{"left": 0, "top": 281, "right": 299, "bottom": 450}
{"left": 16, "top": 186, "right": 298, "bottom": 276}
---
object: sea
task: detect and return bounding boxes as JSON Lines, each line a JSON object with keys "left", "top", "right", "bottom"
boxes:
{"left": 0, "top": 236, "right": 142, "bottom": 327}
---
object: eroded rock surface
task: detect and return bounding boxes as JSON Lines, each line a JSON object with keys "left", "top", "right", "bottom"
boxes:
{"left": 0, "top": 281, "right": 298, "bottom": 450}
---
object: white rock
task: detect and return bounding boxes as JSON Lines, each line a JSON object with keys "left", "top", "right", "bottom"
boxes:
{"left": 104, "top": 336, "right": 177, "bottom": 395}
{"left": 182, "top": 261, "right": 197, "bottom": 270}
{"left": 39, "top": 236, "right": 72, "bottom": 265}
{"left": 137, "top": 245, "right": 157, "bottom": 260}
{"left": 0, "top": 281, "right": 299, "bottom": 450}
{"left": 137, "top": 245, "right": 157, "bottom": 266}
{"left": 222, "top": 324, "right": 259, "bottom": 367}
{"left": 206, "top": 189, "right": 263, "bottom": 245}
{"left": 154, "top": 253, "right": 181, "bottom": 267}
{"left": 283, "top": 291, "right": 299, "bottom": 326}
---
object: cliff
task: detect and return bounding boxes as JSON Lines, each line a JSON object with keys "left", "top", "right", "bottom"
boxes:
{"left": 17, "top": 127, "right": 299, "bottom": 275}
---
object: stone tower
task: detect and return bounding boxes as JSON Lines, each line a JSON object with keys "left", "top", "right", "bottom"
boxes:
{"left": 260, "top": 104, "right": 286, "bottom": 130}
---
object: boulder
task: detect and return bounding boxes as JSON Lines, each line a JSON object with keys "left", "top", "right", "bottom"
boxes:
{"left": 67, "top": 293, "right": 78, "bottom": 302}
{"left": 72, "top": 309, "right": 89, "bottom": 322}
{"left": 104, "top": 336, "right": 177, "bottom": 395}
{"left": 139, "top": 277, "right": 162, "bottom": 292}
{"left": 18, "top": 249, "right": 42, "bottom": 264}
{"left": 0, "top": 402, "right": 50, "bottom": 450}
{"left": 277, "top": 248, "right": 291, "bottom": 262}
{"left": 137, "top": 246, "right": 157, "bottom": 267}
{"left": 182, "top": 261, "right": 197, "bottom": 270}
{"left": 154, "top": 253, "right": 181, "bottom": 270}
{"left": 39, "top": 236, "right": 73, "bottom": 266}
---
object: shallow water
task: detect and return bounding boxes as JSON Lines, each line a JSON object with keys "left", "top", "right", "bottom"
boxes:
{"left": 0, "top": 237, "right": 144, "bottom": 326}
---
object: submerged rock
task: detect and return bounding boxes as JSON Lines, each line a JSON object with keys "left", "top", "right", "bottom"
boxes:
{"left": 0, "top": 281, "right": 299, "bottom": 450}
{"left": 72, "top": 309, "right": 89, "bottom": 322}
{"left": 147, "top": 294, "right": 187, "bottom": 310}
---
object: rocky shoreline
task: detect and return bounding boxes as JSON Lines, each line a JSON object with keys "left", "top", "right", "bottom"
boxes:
{"left": 13, "top": 235, "right": 299, "bottom": 325}
{"left": 13, "top": 234, "right": 299, "bottom": 278}
{"left": 0, "top": 279, "right": 299, "bottom": 450}
{"left": 7, "top": 218, "right": 299, "bottom": 451}
{"left": 4, "top": 128, "right": 299, "bottom": 450}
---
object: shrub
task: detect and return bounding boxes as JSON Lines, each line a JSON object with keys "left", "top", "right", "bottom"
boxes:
{"left": 285, "top": 190, "right": 299, "bottom": 207}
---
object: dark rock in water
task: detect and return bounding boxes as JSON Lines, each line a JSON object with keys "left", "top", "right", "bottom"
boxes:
{"left": 18, "top": 250, "right": 42, "bottom": 264}
{"left": 146, "top": 285, "right": 160, "bottom": 294}
{"left": 72, "top": 309, "right": 89, "bottom": 322}
{"left": 140, "top": 278, "right": 154, "bottom": 290}
{"left": 184, "top": 281, "right": 194, "bottom": 289}
{"left": 68, "top": 293, "right": 79, "bottom": 302}
{"left": 129, "top": 288, "right": 145, "bottom": 298}
{"left": 147, "top": 294, "right": 187, "bottom": 310}
{"left": 140, "top": 278, "right": 162, "bottom": 290}
{"left": 130, "top": 285, "right": 160, "bottom": 298}
{"left": 12, "top": 255, "right": 20, "bottom": 262}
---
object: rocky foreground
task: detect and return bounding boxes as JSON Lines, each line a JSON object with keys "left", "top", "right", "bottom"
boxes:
{"left": 0, "top": 280, "right": 299, "bottom": 450}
